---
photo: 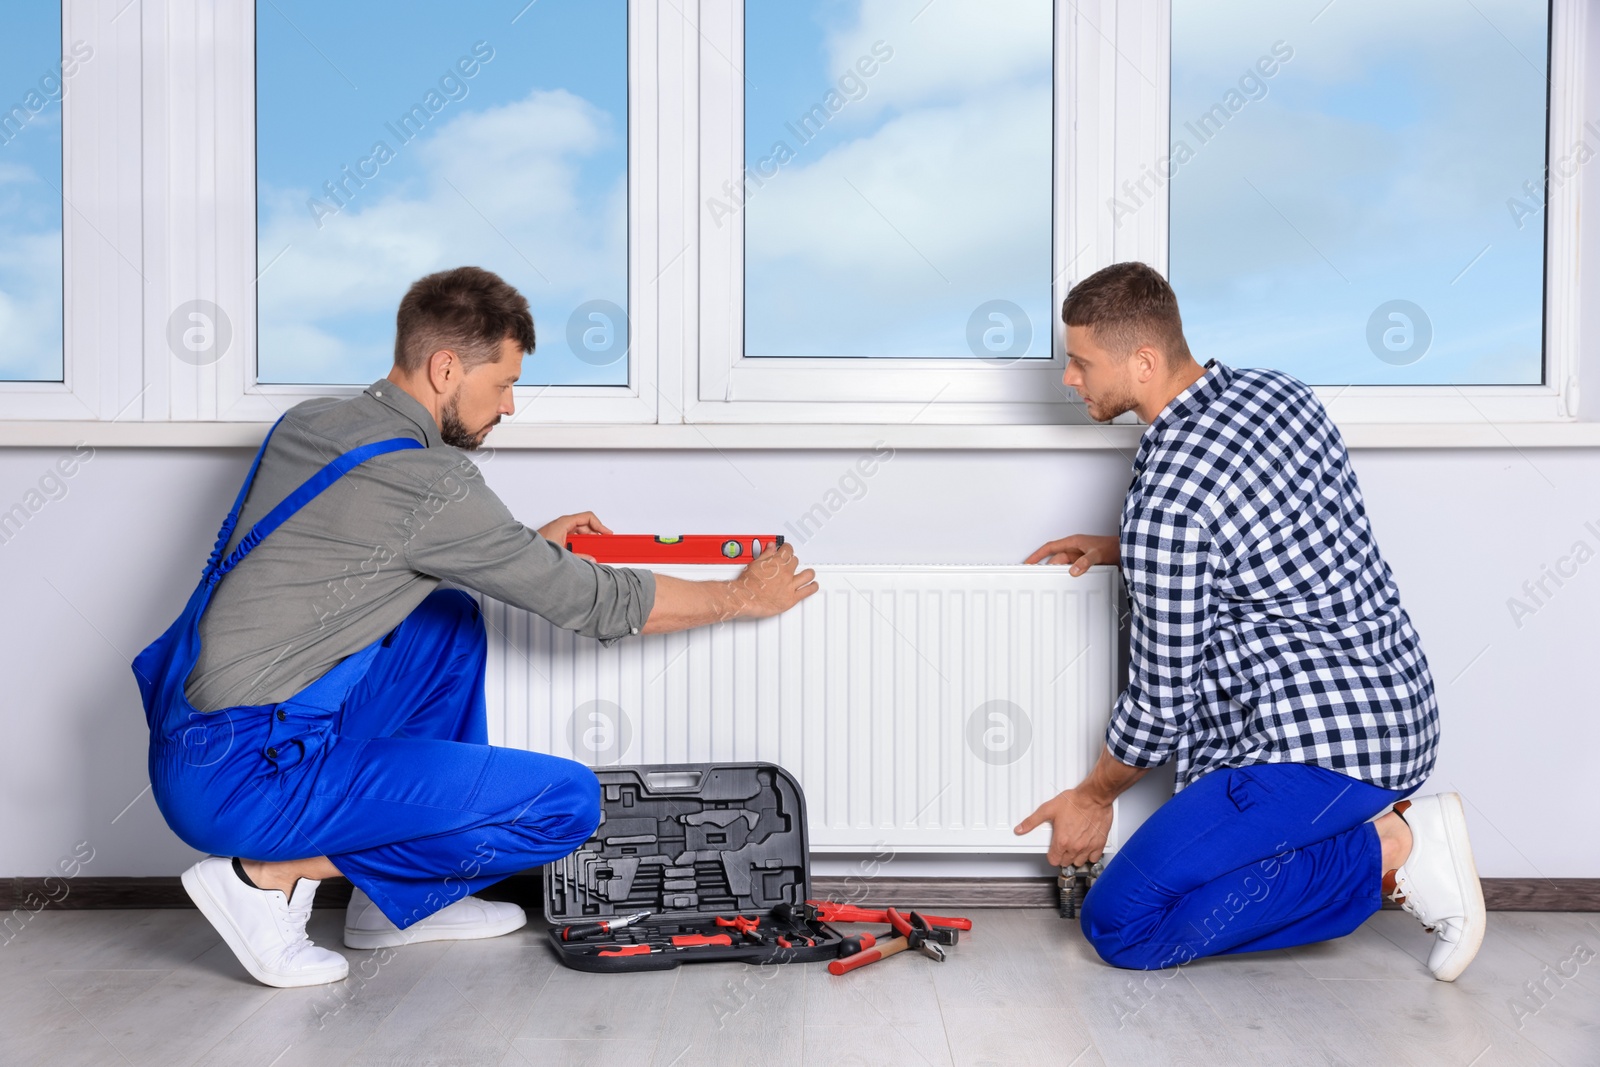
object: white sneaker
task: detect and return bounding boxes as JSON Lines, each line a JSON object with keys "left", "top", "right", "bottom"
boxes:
{"left": 343, "top": 887, "right": 527, "bottom": 950}
{"left": 180, "top": 856, "right": 348, "bottom": 988}
{"left": 1384, "top": 794, "right": 1487, "bottom": 982}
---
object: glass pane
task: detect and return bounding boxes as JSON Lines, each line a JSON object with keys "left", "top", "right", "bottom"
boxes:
{"left": 742, "top": 0, "right": 1053, "bottom": 359}
{"left": 0, "top": 4, "right": 66, "bottom": 382}
{"left": 257, "top": 1, "right": 627, "bottom": 386}
{"left": 1169, "top": 0, "right": 1549, "bottom": 385}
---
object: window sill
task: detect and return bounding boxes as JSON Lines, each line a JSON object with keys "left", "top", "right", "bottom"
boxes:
{"left": 5, "top": 420, "right": 1600, "bottom": 450}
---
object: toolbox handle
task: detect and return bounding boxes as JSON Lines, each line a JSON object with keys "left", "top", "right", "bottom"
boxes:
{"left": 644, "top": 770, "right": 705, "bottom": 791}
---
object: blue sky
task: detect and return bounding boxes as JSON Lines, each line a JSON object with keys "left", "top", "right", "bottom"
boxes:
{"left": 1, "top": 1, "right": 1556, "bottom": 389}
{"left": 742, "top": 0, "right": 1055, "bottom": 359}
{"left": 1168, "top": 0, "right": 1550, "bottom": 385}
{"left": 256, "top": 0, "right": 627, "bottom": 385}
{"left": 0, "top": 4, "right": 65, "bottom": 382}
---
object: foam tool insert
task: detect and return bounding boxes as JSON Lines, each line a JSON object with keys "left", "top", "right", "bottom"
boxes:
{"left": 543, "top": 763, "right": 844, "bottom": 971}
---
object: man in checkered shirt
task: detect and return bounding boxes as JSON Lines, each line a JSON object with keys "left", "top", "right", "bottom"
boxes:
{"left": 1015, "top": 262, "right": 1485, "bottom": 982}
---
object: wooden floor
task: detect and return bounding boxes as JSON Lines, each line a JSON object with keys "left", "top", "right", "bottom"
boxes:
{"left": 2, "top": 906, "right": 1596, "bottom": 1066}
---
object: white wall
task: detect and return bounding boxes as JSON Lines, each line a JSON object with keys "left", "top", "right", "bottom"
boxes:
{"left": 5, "top": 0, "right": 1600, "bottom": 891}
{"left": 2, "top": 442, "right": 1596, "bottom": 881}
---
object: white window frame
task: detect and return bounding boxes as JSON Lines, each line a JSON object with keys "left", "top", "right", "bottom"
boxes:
{"left": 686, "top": 0, "right": 1584, "bottom": 426}
{"left": 690, "top": 0, "right": 1077, "bottom": 425}
{"left": 0, "top": 0, "right": 1591, "bottom": 439}
{"left": 143, "top": 0, "right": 657, "bottom": 425}
{"left": 0, "top": 0, "right": 145, "bottom": 423}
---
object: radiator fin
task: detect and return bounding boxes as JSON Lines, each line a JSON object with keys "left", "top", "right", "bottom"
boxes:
{"left": 480, "top": 565, "right": 1123, "bottom": 854}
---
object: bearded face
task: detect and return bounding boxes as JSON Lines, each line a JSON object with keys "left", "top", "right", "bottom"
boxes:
{"left": 439, "top": 391, "right": 500, "bottom": 451}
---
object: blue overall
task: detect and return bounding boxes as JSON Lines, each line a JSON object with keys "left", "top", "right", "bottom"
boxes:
{"left": 1079, "top": 763, "right": 1416, "bottom": 970}
{"left": 132, "top": 418, "right": 601, "bottom": 929}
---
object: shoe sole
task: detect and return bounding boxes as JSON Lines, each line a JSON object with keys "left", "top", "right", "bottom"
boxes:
{"left": 1431, "top": 793, "right": 1487, "bottom": 982}
{"left": 344, "top": 909, "right": 528, "bottom": 951}
{"left": 182, "top": 864, "right": 349, "bottom": 988}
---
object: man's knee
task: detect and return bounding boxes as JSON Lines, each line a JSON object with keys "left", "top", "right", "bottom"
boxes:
{"left": 539, "top": 759, "right": 602, "bottom": 847}
{"left": 1079, "top": 884, "right": 1130, "bottom": 967}
{"left": 567, "top": 763, "right": 603, "bottom": 843}
{"left": 1080, "top": 880, "right": 1171, "bottom": 971}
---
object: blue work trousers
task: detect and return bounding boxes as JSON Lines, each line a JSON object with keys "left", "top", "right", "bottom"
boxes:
{"left": 1080, "top": 763, "right": 1414, "bottom": 969}
{"left": 151, "top": 590, "right": 600, "bottom": 929}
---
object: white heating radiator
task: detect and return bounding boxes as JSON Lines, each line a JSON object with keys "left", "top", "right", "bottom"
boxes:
{"left": 480, "top": 565, "right": 1128, "bottom": 854}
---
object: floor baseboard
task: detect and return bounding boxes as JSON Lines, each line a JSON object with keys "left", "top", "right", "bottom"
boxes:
{"left": 0, "top": 874, "right": 542, "bottom": 913}
{"left": 4, "top": 875, "right": 1597, "bottom": 913}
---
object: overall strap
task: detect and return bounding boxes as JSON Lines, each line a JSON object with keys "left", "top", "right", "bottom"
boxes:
{"left": 205, "top": 416, "right": 286, "bottom": 577}
{"left": 207, "top": 435, "right": 424, "bottom": 585}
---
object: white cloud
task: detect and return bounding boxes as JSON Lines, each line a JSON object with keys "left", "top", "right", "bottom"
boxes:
{"left": 0, "top": 162, "right": 40, "bottom": 186}
{"left": 821, "top": 0, "right": 1052, "bottom": 121}
{"left": 0, "top": 227, "right": 63, "bottom": 379}
{"left": 1165, "top": 0, "right": 1549, "bottom": 383}
{"left": 749, "top": 90, "right": 1049, "bottom": 274}
{"left": 1174, "top": 0, "right": 1545, "bottom": 86}
{"left": 744, "top": 0, "right": 1054, "bottom": 356}
{"left": 257, "top": 88, "right": 626, "bottom": 383}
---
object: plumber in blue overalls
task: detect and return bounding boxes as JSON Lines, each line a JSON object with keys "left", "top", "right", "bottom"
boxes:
{"left": 132, "top": 267, "right": 817, "bottom": 987}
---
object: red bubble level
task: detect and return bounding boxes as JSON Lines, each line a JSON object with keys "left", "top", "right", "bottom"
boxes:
{"left": 565, "top": 534, "right": 785, "bottom": 565}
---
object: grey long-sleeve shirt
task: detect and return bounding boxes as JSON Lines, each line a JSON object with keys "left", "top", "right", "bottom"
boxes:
{"left": 184, "top": 380, "right": 655, "bottom": 712}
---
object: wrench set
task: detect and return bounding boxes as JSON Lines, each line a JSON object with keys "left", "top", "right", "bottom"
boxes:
{"left": 543, "top": 763, "right": 970, "bottom": 975}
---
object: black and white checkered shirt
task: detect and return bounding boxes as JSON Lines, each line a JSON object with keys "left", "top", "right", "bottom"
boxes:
{"left": 1107, "top": 360, "right": 1439, "bottom": 792}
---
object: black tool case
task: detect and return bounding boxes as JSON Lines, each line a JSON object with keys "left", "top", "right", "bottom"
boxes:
{"left": 543, "top": 762, "right": 843, "bottom": 972}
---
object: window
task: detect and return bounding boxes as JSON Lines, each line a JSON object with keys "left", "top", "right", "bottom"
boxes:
{"left": 255, "top": 0, "right": 629, "bottom": 387}
{"left": 693, "top": 0, "right": 1070, "bottom": 420}
{"left": 1169, "top": 0, "right": 1551, "bottom": 387}
{"left": 3, "top": 0, "right": 1591, "bottom": 436}
{"left": 741, "top": 1, "right": 1054, "bottom": 361}
{"left": 0, "top": 5, "right": 68, "bottom": 382}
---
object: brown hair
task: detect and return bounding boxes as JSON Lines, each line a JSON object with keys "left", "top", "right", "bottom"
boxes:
{"left": 393, "top": 266, "right": 536, "bottom": 374}
{"left": 1061, "top": 261, "right": 1192, "bottom": 366}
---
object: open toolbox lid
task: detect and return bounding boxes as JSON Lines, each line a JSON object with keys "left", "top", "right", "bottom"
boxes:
{"left": 544, "top": 762, "right": 812, "bottom": 924}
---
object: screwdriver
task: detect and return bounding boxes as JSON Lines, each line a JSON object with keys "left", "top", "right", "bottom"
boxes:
{"left": 598, "top": 944, "right": 656, "bottom": 957}
{"left": 671, "top": 933, "right": 734, "bottom": 947}
{"left": 558, "top": 910, "right": 653, "bottom": 942}
{"left": 715, "top": 915, "right": 765, "bottom": 944}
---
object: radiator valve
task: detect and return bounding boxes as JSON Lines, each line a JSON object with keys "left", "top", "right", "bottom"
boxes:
{"left": 1057, "top": 859, "right": 1105, "bottom": 920}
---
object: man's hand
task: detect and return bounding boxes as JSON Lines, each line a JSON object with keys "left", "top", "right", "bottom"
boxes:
{"left": 538, "top": 512, "right": 613, "bottom": 562}
{"left": 723, "top": 542, "right": 818, "bottom": 621}
{"left": 1013, "top": 788, "right": 1114, "bottom": 867}
{"left": 642, "top": 543, "right": 818, "bottom": 635}
{"left": 1025, "top": 533, "right": 1119, "bottom": 576}
{"left": 1014, "top": 746, "right": 1147, "bottom": 866}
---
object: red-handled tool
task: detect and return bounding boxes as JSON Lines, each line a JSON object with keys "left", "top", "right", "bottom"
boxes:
{"left": 828, "top": 910, "right": 946, "bottom": 975}
{"left": 671, "top": 933, "right": 734, "bottom": 948}
{"left": 597, "top": 944, "right": 655, "bottom": 957}
{"left": 807, "top": 900, "right": 973, "bottom": 931}
{"left": 828, "top": 935, "right": 910, "bottom": 975}
{"left": 559, "top": 911, "right": 653, "bottom": 942}
{"left": 715, "top": 915, "right": 765, "bottom": 944}
{"left": 891, "top": 909, "right": 948, "bottom": 962}
{"left": 836, "top": 932, "right": 881, "bottom": 958}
